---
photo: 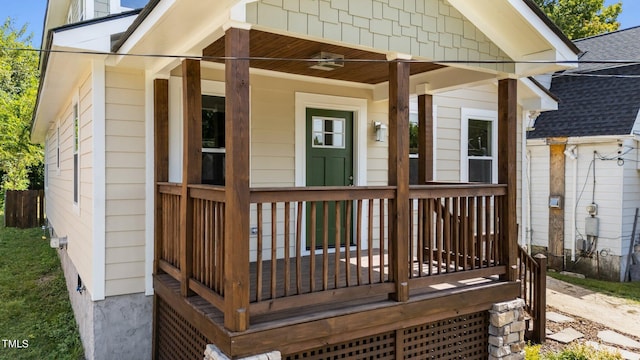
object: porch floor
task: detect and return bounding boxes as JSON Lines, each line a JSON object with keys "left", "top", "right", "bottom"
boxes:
{"left": 154, "top": 251, "right": 515, "bottom": 358}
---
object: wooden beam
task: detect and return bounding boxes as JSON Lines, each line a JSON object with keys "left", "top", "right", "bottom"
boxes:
{"left": 154, "top": 78, "right": 169, "bottom": 276}
{"left": 179, "top": 59, "right": 202, "bottom": 296}
{"left": 229, "top": 281, "right": 520, "bottom": 357}
{"left": 498, "top": 79, "right": 518, "bottom": 281}
{"left": 417, "top": 94, "right": 433, "bottom": 184}
{"left": 388, "top": 61, "right": 410, "bottom": 301}
{"left": 223, "top": 27, "right": 251, "bottom": 332}
{"left": 549, "top": 143, "right": 566, "bottom": 270}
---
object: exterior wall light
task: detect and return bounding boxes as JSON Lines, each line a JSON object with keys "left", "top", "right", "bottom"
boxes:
{"left": 373, "top": 121, "right": 387, "bottom": 142}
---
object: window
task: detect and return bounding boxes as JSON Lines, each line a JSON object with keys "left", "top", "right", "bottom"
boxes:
{"left": 202, "top": 95, "right": 225, "bottom": 185}
{"left": 311, "top": 117, "right": 345, "bottom": 148}
{"left": 73, "top": 103, "right": 79, "bottom": 205}
{"left": 56, "top": 124, "right": 60, "bottom": 173}
{"left": 462, "top": 109, "right": 497, "bottom": 184}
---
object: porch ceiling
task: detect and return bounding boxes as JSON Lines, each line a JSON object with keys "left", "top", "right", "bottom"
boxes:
{"left": 202, "top": 30, "right": 445, "bottom": 85}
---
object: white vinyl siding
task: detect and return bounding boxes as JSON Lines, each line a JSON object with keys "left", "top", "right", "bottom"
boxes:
{"left": 528, "top": 144, "right": 550, "bottom": 248}
{"left": 529, "top": 140, "right": 626, "bottom": 267}
{"left": 568, "top": 143, "right": 623, "bottom": 255}
{"left": 104, "top": 67, "right": 146, "bottom": 296}
{"left": 621, "top": 143, "right": 640, "bottom": 280}
{"left": 45, "top": 72, "right": 95, "bottom": 295}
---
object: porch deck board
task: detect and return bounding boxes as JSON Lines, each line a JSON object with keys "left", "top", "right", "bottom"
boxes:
{"left": 160, "top": 248, "right": 499, "bottom": 326}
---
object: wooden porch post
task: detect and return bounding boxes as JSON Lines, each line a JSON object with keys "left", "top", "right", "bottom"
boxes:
{"left": 498, "top": 78, "right": 518, "bottom": 281}
{"left": 180, "top": 59, "right": 202, "bottom": 296}
{"left": 388, "top": 60, "right": 410, "bottom": 302}
{"left": 549, "top": 141, "right": 566, "bottom": 270}
{"left": 417, "top": 91, "right": 433, "bottom": 184}
{"left": 154, "top": 78, "right": 169, "bottom": 275}
{"left": 223, "top": 27, "right": 251, "bottom": 332}
{"left": 152, "top": 77, "right": 169, "bottom": 360}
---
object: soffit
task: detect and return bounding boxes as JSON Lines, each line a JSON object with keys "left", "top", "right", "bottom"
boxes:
{"left": 202, "top": 30, "right": 445, "bottom": 85}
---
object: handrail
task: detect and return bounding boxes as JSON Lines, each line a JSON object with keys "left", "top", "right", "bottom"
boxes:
{"left": 409, "top": 183, "right": 507, "bottom": 198}
{"left": 250, "top": 186, "right": 396, "bottom": 202}
{"left": 518, "top": 246, "right": 547, "bottom": 343}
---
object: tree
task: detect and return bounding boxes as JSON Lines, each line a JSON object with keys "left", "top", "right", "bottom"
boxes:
{"left": 533, "top": 0, "right": 622, "bottom": 39}
{"left": 0, "top": 19, "right": 42, "bottom": 191}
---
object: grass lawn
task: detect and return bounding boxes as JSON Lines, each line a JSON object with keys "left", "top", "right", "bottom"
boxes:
{"left": 548, "top": 271, "right": 640, "bottom": 304}
{"left": 0, "top": 218, "right": 83, "bottom": 359}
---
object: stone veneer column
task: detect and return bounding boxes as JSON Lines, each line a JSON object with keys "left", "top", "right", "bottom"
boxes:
{"left": 204, "top": 345, "right": 281, "bottom": 360}
{"left": 488, "top": 298, "right": 527, "bottom": 360}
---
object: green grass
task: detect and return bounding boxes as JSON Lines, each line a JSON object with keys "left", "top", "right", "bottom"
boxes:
{"left": 548, "top": 271, "right": 640, "bottom": 304}
{"left": 0, "top": 218, "right": 83, "bottom": 359}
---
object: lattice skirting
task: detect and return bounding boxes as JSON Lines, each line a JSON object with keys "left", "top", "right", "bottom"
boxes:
{"left": 156, "top": 296, "right": 212, "bottom": 360}
{"left": 154, "top": 293, "right": 488, "bottom": 360}
{"left": 284, "top": 311, "right": 489, "bottom": 360}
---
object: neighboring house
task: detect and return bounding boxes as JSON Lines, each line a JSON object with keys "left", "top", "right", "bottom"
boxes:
{"left": 527, "top": 26, "right": 640, "bottom": 282}
{"left": 31, "top": 0, "right": 577, "bottom": 359}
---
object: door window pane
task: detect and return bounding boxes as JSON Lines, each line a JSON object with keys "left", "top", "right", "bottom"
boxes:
{"left": 311, "top": 116, "right": 346, "bottom": 149}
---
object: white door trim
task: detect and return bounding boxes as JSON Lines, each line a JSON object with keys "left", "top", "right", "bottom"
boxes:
{"left": 294, "top": 92, "right": 367, "bottom": 187}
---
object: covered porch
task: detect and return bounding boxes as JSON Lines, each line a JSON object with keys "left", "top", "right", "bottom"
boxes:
{"left": 152, "top": 27, "right": 519, "bottom": 359}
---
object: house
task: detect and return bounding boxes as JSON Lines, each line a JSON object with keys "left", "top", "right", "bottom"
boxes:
{"left": 527, "top": 26, "right": 640, "bottom": 282}
{"left": 31, "top": 0, "right": 578, "bottom": 358}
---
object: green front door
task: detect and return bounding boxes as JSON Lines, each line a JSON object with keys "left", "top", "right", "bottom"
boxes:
{"left": 306, "top": 108, "right": 354, "bottom": 250}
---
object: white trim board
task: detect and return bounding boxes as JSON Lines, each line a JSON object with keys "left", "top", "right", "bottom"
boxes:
{"left": 294, "top": 92, "right": 368, "bottom": 187}
{"left": 91, "top": 60, "right": 106, "bottom": 301}
{"left": 460, "top": 108, "right": 498, "bottom": 183}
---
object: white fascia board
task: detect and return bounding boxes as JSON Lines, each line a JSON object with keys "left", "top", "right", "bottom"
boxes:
{"left": 507, "top": 0, "right": 578, "bottom": 63}
{"left": 373, "top": 67, "right": 497, "bottom": 101}
{"left": 116, "top": 0, "right": 177, "bottom": 57}
{"left": 32, "top": 44, "right": 92, "bottom": 143}
{"left": 630, "top": 108, "right": 640, "bottom": 136}
{"left": 567, "top": 135, "right": 633, "bottom": 145}
{"left": 526, "top": 138, "right": 547, "bottom": 146}
{"left": 53, "top": 14, "right": 137, "bottom": 52}
{"left": 519, "top": 77, "right": 557, "bottom": 111}
{"left": 528, "top": 135, "right": 633, "bottom": 146}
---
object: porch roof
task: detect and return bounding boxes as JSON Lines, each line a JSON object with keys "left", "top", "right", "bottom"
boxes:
{"left": 110, "top": 0, "right": 579, "bottom": 79}
{"left": 202, "top": 30, "right": 444, "bottom": 85}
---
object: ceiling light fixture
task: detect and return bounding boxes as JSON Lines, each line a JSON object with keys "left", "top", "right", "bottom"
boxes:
{"left": 309, "top": 52, "right": 345, "bottom": 71}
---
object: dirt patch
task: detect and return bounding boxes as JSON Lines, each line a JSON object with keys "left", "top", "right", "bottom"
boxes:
{"left": 36, "top": 274, "right": 55, "bottom": 286}
{"left": 541, "top": 306, "right": 640, "bottom": 355}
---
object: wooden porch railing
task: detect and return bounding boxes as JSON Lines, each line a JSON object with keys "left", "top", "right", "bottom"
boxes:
{"left": 408, "top": 184, "right": 508, "bottom": 289}
{"left": 156, "top": 183, "right": 512, "bottom": 324}
{"left": 248, "top": 186, "right": 396, "bottom": 314}
{"left": 157, "top": 183, "right": 182, "bottom": 279}
{"left": 518, "top": 246, "right": 547, "bottom": 343}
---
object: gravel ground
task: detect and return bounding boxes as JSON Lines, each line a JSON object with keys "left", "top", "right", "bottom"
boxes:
{"left": 540, "top": 306, "right": 640, "bottom": 356}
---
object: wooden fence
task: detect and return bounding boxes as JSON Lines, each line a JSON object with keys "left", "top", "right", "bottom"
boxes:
{"left": 4, "top": 190, "right": 45, "bottom": 228}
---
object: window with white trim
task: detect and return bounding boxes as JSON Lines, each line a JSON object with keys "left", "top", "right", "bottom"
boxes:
{"left": 73, "top": 102, "right": 79, "bottom": 205}
{"left": 202, "top": 95, "right": 225, "bottom": 185}
{"left": 461, "top": 109, "right": 497, "bottom": 184}
{"left": 56, "top": 124, "right": 60, "bottom": 174}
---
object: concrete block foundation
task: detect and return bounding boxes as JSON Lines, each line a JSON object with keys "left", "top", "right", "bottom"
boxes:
{"left": 57, "top": 249, "right": 152, "bottom": 360}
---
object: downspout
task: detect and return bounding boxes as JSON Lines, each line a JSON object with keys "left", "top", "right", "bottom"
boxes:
{"left": 569, "top": 145, "right": 578, "bottom": 261}
{"left": 522, "top": 113, "right": 530, "bottom": 252}
{"left": 526, "top": 150, "right": 533, "bottom": 252}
